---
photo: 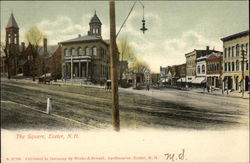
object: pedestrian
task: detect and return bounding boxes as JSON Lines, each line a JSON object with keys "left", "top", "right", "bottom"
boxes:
{"left": 146, "top": 84, "right": 150, "bottom": 91}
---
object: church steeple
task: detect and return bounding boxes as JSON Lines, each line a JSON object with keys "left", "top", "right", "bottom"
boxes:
{"left": 6, "top": 13, "right": 19, "bottom": 45}
{"left": 88, "top": 11, "right": 102, "bottom": 37}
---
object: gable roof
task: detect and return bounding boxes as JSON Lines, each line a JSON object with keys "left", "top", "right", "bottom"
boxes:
{"left": 6, "top": 13, "right": 19, "bottom": 29}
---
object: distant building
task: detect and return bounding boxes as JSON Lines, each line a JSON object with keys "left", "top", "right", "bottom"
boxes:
{"left": 221, "top": 30, "right": 249, "bottom": 92}
{"left": 185, "top": 46, "right": 221, "bottom": 87}
{"left": 160, "top": 66, "right": 172, "bottom": 84}
{"left": 151, "top": 73, "right": 160, "bottom": 84}
{"left": 59, "top": 12, "right": 110, "bottom": 83}
{"left": 206, "top": 52, "right": 223, "bottom": 88}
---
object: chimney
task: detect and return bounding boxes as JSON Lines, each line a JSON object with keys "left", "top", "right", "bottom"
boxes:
{"left": 43, "top": 38, "right": 47, "bottom": 54}
{"left": 206, "top": 46, "right": 209, "bottom": 51}
{"left": 21, "top": 42, "right": 25, "bottom": 52}
{"left": 78, "top": 34, "right": 81, "bottom": 38}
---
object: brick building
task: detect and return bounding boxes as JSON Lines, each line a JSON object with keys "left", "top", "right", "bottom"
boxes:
{"left": 59, "top": 12, "right": 110, "bottom": 83}
{"left": 206, "top": 52, "right": 223, "bottom": 88}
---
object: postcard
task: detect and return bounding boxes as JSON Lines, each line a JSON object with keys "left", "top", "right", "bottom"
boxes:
{"left": 1, "top": 0, "right": 249, "bottom": 163}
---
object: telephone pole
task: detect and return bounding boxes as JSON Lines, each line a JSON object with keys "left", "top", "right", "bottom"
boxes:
{"left": 110, "top": 0, "right": 120, "bottom": 131}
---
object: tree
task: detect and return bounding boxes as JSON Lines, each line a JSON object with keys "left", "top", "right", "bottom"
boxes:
{"left": 130, "top": 56, "right": 150, "bottom": 74}
{"left": 117, "top": 37, "right": 135, "bottom": 81}
{"left": 25, "top": 27, "right": 44, "bottom": 81}
{"left": 130, "top": 57, "right": 150, "bottom": 88}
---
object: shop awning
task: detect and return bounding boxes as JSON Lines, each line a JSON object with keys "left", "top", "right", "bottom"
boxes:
{"left": 177, "top": 77, "right": 186, "bottom": 82}
{"left": 191, "top": 77, "right": 206, "bottom": 84}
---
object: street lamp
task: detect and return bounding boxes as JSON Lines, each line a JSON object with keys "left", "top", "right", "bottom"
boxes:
{"left": 110, "top": 0, "right": 147, "bottom": 131}
{"left": 116, "top": 0, "right": 148, "bottom": 38}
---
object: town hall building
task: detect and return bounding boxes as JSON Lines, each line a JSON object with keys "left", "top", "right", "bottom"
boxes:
{"left": 59, "top": 12, "right": 111, "bottom": 83}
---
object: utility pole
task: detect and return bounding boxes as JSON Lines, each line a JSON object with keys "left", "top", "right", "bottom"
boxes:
{"left": 110, "top": 0, "right": 120, "bottom": 131}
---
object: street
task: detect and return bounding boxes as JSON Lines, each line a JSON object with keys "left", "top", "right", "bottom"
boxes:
{"left": 1, "top": 78, "right": 249, "bottom": 130}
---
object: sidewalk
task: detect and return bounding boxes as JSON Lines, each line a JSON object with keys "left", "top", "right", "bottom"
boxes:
{"left": 185, "top": 87, "right": 249, "bottom": 99}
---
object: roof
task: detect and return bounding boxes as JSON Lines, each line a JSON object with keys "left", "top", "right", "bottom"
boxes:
{"left": 59, "top": 35, "right": 109, "bottom": 46}
{"left": 90, "top": 13, "right": 102, "bottom": 25}
{"left": 221, "top": 30, "right": 249, "bottom": 42}
{"left": 59, "top": 35, "right": 104, "bottom": 44}
{"left": 6, "top": 13, "right": 19, "bottom": 29}
{"left": 38, "top": 45, "right": 59, "bottom": 58}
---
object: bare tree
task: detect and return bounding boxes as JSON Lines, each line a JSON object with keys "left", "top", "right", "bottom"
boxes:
{"left": 25, "top": 27, "right": 44, "bottom": 81}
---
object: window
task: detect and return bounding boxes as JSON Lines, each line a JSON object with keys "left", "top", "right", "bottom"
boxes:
{"left": 77, "top": 47, "right": 82, "bottom": 55}
{"left": 64, "top": 49, "right": 68, "bottom": 56}
{"left": 232, "top": 62, "right": 235, "bottom": 71}
{"left": 197, "top": 65, "right": 200, "bottom": 74}
{"left": 236, "top": 60, "right": 239, "bottom": 71}
{"left": 228, "top": 47, "right": 231, "bottom": 58}
{"left": 232, "top": 46, "right": 234, "bottom": 57}
{"left": 85, "top": 47, "right": 89, "bottom": 55}
{"left": 224, "top": 48, "right": 227, "bottom": 58}
{"left": 246, "top": 61, "right": 249, "bottom": 71}
{"left": 71, "top": 48, "right": 75, "bottom": 55}
{"left": 224, "top": 63, "right": 227, "bottom": 71}
{"left": 228, "top": 62, "right": 231, "bottom": 71}
{"left": 236, "top": 44, "right": 239, "bottom": 56}
{"left": 241, "top": 61, "right": 244, "bottom": 71}
{"left": 202, "top": 65, "right": 205, "bottom": 73}
{"left": 92, "top": 47, "right": 97, "bottom": 56}
{"left": 241, "top": 44, "right": 244, "bottom": 54}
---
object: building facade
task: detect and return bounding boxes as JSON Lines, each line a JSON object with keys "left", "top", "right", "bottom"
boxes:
{"left": 206, "top": 52, "right": 222, "bottom": 88}
{"left": 59, "top": 13, "right": 110, "bottom": 83}
{"left": 221, "top": 30, "right": 249, "bottom": 92}
{"left": 185, "top": 47, "right": 221, "bottom": 86}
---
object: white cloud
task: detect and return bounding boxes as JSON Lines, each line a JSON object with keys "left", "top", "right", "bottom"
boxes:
{"left": 36, "top": 15, "right": 90, "bottom": 45}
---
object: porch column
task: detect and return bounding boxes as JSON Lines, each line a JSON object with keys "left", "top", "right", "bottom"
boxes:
{"left": 78, "top": 62, "right": 81, "bottom": 77}
{"left": 86, "top": 62, "right": 89, "bottom": 79}
{"left": 71, "top": 58, "right": 73, "bottom": 80}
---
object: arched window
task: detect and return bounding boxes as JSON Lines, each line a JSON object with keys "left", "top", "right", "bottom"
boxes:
{"left": 232, "top": 62, "right": 235, "bottom": 71}
{"left": 92, "top": 47, "right": 97, "bottom": 56}
{"left": 85, "top": 47, "right": 89, "bottom": 55}
{"left": 228, "top": 47, "right": 231, "bottom": 58}
{"left": 71, "top": 48, "right": 75, "bottom": 55}
{"left": 64, "top": 49, "right": 68, "bottom": 56}
{"left": 224, "top": 48, "right": 227, "bottom": 58}
{"left": 202, "top": 65, "right": 205, "bottom": 73}
{"left": 197, "top": 65, "right": 200, "bottom": 74}
{"left": 232, "top": 46, "right": 234, "bottom": 57}
{"left": 236, "top": 44, "right": 239, "bottom": 56}
{"left": 8, "top": 34, "right": 11, "bottom": 43}
{"left": 77, "top": 47, "right": 82, "bottom": 55}
{"left": 236, "top": 60, "right": 239, "bottom": 71}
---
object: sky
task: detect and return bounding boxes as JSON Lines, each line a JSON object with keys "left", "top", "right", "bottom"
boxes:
{"left": 0, "top": 1, "right": 249, "bottom": 72}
